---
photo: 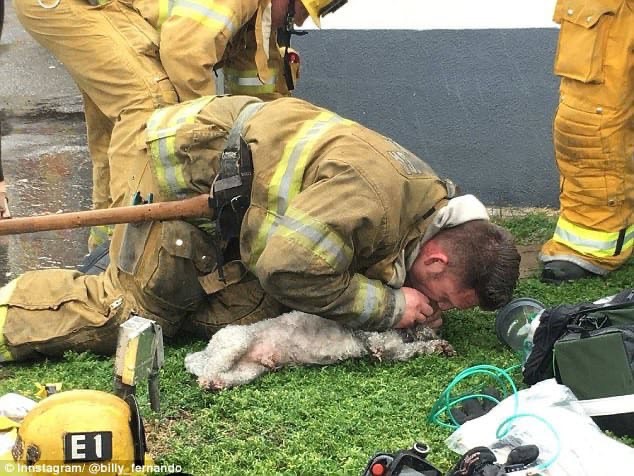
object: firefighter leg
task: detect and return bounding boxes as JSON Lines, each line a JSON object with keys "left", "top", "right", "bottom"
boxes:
{"left": 184, "top": 279, "right": 289, "bottom": 339}
{"left": 0, "top": 162, "right": 153, "bottom": 361}
{"left": 83, "top": 92, "right": 114, "bottom": 251}
{"left": 0, "top": 265, "right": 130, "bottom": 362}
{"left": 541, "top": 1, "right": 634, "bottom": 280}
{"left": 0, "top": 167, "right": 210, "bottom": 362}
{"left": 0, "top": 218, "right": 214, "bottom": 361}
{"left": 14, "top": 0, "right": 178, "bottom": 209}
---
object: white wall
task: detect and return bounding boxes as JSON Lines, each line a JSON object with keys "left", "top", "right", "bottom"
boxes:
{"left": 306, "top": 0, "right": 558, "bottom": 30}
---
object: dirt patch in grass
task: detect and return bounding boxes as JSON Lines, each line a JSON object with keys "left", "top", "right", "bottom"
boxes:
{"left": 487, "top": 206, "right": 558, "bottom": 218}
{"left": 145, "top": 410, "right": 195, "bottom": 458}
{"left": 486, "top": 206, "right": 555, "bottom": 279}
{"left": 518, "top": 244, "right": 541, "bottom": 279}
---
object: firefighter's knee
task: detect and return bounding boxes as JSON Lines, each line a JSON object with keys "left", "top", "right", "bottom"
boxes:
{"left": 117, "top": 220, "right": 217, "bottom": 334}
{"left": 185, "top": 279, "right": 288, "bottom": 339}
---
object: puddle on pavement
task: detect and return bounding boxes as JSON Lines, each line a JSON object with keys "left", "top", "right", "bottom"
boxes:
{"left": 0, "top": 112, "right": 92, "bottom": 286}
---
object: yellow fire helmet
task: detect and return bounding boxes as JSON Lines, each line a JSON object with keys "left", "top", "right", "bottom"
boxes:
{"left": 9, "top": 390, "right": 148, "bottom": 476}
{"left": 300, "top": 0, "right": 348, "bottom": 27}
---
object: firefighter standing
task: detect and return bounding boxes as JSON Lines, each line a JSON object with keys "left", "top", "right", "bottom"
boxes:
{"left": 12, "top": 0, "right": 346, "bottom": 249}
{"left": 540, "top": 0, "right": 634, "bottom": 283}
{"left": 0, "top": 95, "right": 520, "bottom": 362}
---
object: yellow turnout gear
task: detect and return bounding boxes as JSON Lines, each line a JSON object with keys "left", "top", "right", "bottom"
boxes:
{"left": 540, "top": 0, "right": 634, "bottom": 274}
{"left": 13, "top": 0, "right": 178, "bottom": 250}
{"left": 148, "top": 0, "right": 289, "bottom": 100}
{"left": 15, "top": 0, "right": 294, "bottom": 251}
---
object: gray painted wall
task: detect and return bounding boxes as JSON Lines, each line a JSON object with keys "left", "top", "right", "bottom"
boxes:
{"left": 293, "top": 29, "right": 561, "bottom": 208}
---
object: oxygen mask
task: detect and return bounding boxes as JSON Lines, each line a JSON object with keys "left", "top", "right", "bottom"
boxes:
{"left": 495, "top": 298, "right": 545, "bottom": 362}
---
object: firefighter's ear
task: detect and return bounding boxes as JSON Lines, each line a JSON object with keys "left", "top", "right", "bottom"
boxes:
{"left": 420, "top": 241, "right": 449, "bottom": 274}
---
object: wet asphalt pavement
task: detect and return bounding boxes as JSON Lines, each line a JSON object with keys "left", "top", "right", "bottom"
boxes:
{"left": 1, "top": 1, "right": 90, "bottom": 285}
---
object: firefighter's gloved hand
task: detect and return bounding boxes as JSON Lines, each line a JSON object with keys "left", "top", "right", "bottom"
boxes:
{"left": 446, "top": 445, "right": 539, "bottom": 476}
{"left": 449, "top": 386, "right": 502, "bottom": 424}
{"left": 0, "top": 181, "right": 10, "bottom": 218}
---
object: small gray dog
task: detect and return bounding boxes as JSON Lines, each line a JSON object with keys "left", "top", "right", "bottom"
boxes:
{"left": 185, "top": 311, "right": 456, "bottom": 390}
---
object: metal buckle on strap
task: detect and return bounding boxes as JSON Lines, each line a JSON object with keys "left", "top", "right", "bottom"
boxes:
{"left": 213, "top": 175, "right": 242, "bottom": 194}
{"left": 230, "top": 195, "right": 249, "bottom": 214}
{"left": 209, "top": 102, "right": 264, "bottom": 207}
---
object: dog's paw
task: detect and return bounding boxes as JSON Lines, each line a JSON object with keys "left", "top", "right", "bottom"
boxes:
{"left": 198, "top": 376, "right": 227, "bottom": 391}
{"left": 366, "top": 340, "right": 384, "bottom": 361}
{"left": 410, "top": 325, "right": 439, "bottom": 341}
{"left": 432, "top": 340, "right": 457, "bottom": 356}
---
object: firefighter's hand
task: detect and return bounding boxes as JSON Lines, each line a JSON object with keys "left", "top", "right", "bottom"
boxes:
{"left": 396, "top": 287, "right": 435, "bottom": 328}
{"left": 425, "top": 309, "right": 443, "bottom": 329}
{"left": 0, "top": 181, "right": 10, "bottom": 219}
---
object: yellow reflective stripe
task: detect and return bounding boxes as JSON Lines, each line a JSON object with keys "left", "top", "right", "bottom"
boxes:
{"left": 226, "top": 82, "right": 277, "bottom": 95}
{"left": 149, "top": 139, "right": 178, "bottom": 198}
{"left": 225, "top": 68, "right": 277, "bottom": 84}
{"left": 249, "top": 112, "right": 352, "bottom": 267}
{"left": 624, "top": 230, "right": 634, "bottom": 250}
{"left": 553, "top": 216, "right": 634, "bottom": 258}
{"left": 273, "top": 113, "right": 352, "bottom": 214}
{"left": 352, "top": 278, "right": 384, "bottom": 327}
{"left": 146, "top": 97, "right": 215, "bottom": 198}
{"left": 146, "top": 105, "right": 173, "bottom": 141}
{"left": 189, "top": 219, "right": 216, "bottom": 235}
{"left": 275, "top": 206, "right": 352, "bottom": 272}
{"left": 146, "top": 97, "right": 215, "bottom": 141}
{"left": 225, "top": 68, "right": 277, "bottom": 95}
{"left": 89, "top": 225, "right": 112, "bottom": 247}
{"left": 157, "top": 0, "right": 176, "bottom": 28}
{"left": 0, "top": 279, "right": 19, "bottom": 362}
{"left": 171, "top": 0, "right": 237, "bottom": 34}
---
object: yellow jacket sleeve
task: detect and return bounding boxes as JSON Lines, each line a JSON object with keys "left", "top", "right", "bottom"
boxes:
{"left": 253, "top": 159, "right": 406, "bottom": 331}
{"left": 159, "top": 0, "right": 260, "bottom": 101}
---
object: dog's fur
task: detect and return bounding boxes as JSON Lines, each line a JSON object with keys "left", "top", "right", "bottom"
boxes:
{"left": 185, "top": 311, "right": 456, "bottom": 390}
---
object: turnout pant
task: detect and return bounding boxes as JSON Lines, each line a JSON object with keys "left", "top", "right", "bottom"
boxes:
{"left": 540, "top": 0, "right": 634, "bottom": 273}
{"left": 14, "top": 0, "right": 178, "bottom": 249}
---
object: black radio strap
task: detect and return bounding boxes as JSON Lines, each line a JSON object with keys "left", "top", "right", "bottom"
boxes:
{"left": 210, "top": 101, "right": 265, "bottom": 281}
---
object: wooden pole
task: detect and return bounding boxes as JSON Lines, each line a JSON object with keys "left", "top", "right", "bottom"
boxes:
{"left": 0, "top": 194, "right": 213, "bottom": 236}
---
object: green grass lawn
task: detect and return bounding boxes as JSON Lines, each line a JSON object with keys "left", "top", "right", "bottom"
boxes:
{"left": 1, "top": 212, "right": 633, "bottom": 475}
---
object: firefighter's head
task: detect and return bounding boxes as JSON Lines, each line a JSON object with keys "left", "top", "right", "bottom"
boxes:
{"left": 11, "top": 390, "right": 147, "bottom": 476}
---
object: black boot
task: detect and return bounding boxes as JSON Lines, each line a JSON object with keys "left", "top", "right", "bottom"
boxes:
{"left": 540, "top": 260, "right": 596, "bottom": 284}
{"left": 77, "top": 240, "right": 111, "bottom": 275}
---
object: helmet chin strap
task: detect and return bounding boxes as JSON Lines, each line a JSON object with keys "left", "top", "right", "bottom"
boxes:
{"left": 278, "top": 0, "right": 307, "bottom": 91}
